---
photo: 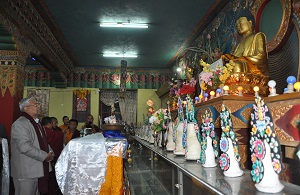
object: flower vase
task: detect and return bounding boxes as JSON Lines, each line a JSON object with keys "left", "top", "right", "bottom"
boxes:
{"left": 158, "top": 131, "right": 162, "bottom": 147}
{"left": 185, "top": 122, "right": 201, "bottom": 160}
{"left": 202, "top": 136, "right": 217, "bottom": 167}
{"left": 145, "top": 125, "right": 149, "bottom": 141}
{"left": 140, "top": 125, "right": 144, "bottom": 139}
{"left": 173, "top": 122, "right": 185, "bottom": 155}
{"left": 221, "top": 138, "right": 243, "bottom": 177}
{"left": 146, "top": 125, "right": 150, "bottom": 142}
{"left": 161, "top": 129, "right": 166, "bottom": 150}
{"left": 166, "top": 122, "right": 175, "bottom": 151}
{"left": 148, "top": 125, "right": 154, "bottom": 144}
{"left": 153, "top": 133, "right": 158, "bottom": 146}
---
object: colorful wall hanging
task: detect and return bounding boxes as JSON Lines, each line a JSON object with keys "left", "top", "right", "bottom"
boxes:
{"left": 72, "top": 89, "right": 91, "bottom": 122}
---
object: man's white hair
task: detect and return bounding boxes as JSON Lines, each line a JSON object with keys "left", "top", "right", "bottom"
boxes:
{"left": 19, "top": 97, "right": 35, "bottom": 111}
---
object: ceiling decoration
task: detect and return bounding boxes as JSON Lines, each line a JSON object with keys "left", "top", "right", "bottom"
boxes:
{"left": 0, "top": 0, "right": 228, "bottom": 79}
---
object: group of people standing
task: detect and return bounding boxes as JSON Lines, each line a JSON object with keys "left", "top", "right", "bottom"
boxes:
{"left": 8, "top": 97, "right": 101, "bottom": 195}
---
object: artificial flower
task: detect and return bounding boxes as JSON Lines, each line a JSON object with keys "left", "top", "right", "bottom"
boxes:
{"left": 251, "top": 160, "right": 264, "bottom": 183}
{"left": 149, "top": 108, "right": 170, "bottom": 132}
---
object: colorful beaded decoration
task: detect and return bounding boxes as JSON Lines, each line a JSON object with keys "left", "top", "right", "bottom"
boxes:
{"left": 250, "top": 96, "right": 282, "bottom": 183}
{"left": 199, "top": 109, "right": 218, "bottom": 165}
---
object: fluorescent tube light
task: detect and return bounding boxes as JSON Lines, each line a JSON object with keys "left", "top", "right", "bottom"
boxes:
{"left": 100, "top": 22, "right": 148, "bottom": 28}
{"left": 103, "top": 53, "right": 138, "bottom": 58}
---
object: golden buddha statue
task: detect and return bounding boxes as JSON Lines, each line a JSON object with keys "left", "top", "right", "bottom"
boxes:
{"left": 221, "top": 17, "right": 269, "bottom": 95}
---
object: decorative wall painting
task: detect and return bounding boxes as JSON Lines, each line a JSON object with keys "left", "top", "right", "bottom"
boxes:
{"left": 72, "top": 89, "right": 91, "bottom": 122}
{"left": 27, "top": 88, "right": 50, "bottom": 119}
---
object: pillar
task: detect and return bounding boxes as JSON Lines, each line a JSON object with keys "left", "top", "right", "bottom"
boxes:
{"left": 0, "top": 50, "right": 26, "bottom": 138}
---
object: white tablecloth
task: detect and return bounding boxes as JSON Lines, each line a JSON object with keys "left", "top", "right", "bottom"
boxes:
{"left": 55, "top": 133, "right": 107, "bottom": 195}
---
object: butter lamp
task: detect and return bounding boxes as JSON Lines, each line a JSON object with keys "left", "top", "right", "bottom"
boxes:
{"left": 199, "top": 94, "right": 203, "bottom": 103}
{"left": 223, "top": 85, "right": 229, "bottom": 95}
{"left": 204, "top": 93, "right": 209, "bottom": 101}
{"left": 237, "top": 86, "right": 243, "bottom": 96}
{"left": 253, "top": 86, "right": 259, "bottom": 97}
{"left": 294, "top": 82, "right": 300, "bottom": 92}
{"left": 210, "top": 91, "right": 215, "bottom": 99}
{"left": 286, "top": 76, "right": 296, "bottom": 93}
{"left": 268, "top": 80, "right": 278, "bottom": 96}
{"left": 216, "top": 88, "right": 221, "bottom": 97}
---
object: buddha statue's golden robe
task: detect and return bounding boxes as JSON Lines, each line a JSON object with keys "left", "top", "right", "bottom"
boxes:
{"left": 222, "top": 17, "right": 269, "bottom": 77}
{"left": 220, "top": 17, "right": 269, "bottom": 95}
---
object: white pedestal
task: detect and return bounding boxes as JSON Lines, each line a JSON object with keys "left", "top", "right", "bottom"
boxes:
{"left": 203, "top": 136, "right": 217, "bottom": 167}
{"left": 166, "top": 122, "right": 175, "bottom": 151}
{"left": 173, "top": 122, "right": 185, "bottom": 155}
{"left": 223, "top": 138, "right": 243, "bottom": 177}
{"left": 254, "top": 140, "right": 284, "bottom": 193}
{"left": 185, "top": 123, "right": 201, "bottom": 160}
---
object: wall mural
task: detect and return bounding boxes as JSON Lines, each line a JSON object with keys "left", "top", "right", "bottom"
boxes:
{"left": 72, "top": 89, "right": 91, "bottom": 122}
{"left": 24, "top": 66, "right": 172, "bottom": 90}
{"left": 27, "top": 88, "right": 50, "bottom": 119}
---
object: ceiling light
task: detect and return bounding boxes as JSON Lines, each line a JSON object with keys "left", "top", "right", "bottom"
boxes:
{"left": 103, "top": 53, "right": 138, "bottom": 58}
{"left": 100, "top": 22, "right": 148, "bottom": 28}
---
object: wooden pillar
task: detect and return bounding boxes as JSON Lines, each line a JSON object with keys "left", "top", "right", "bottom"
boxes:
{"left": 0, "top": 50, "right": 26, "bottom": 138}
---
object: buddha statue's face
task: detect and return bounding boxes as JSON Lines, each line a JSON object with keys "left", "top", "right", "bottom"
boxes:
{"left": 236, "top": 17, "right": 252, "bottom": 35}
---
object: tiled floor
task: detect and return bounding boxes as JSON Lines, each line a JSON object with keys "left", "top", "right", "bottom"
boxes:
{"left": 125, "top": 143, "right": 174, "bottom": 195}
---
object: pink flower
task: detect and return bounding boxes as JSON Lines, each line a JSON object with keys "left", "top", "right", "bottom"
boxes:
{"left": 272, "top": 158, "right": 282, "bottom": 174}
{"left": 200, "top": 72, "right": 213, "bottom": 83}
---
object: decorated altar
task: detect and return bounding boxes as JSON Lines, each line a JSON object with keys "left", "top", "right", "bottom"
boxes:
{"left": 189, "top": 93, "right": 300, "bottom": 185}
